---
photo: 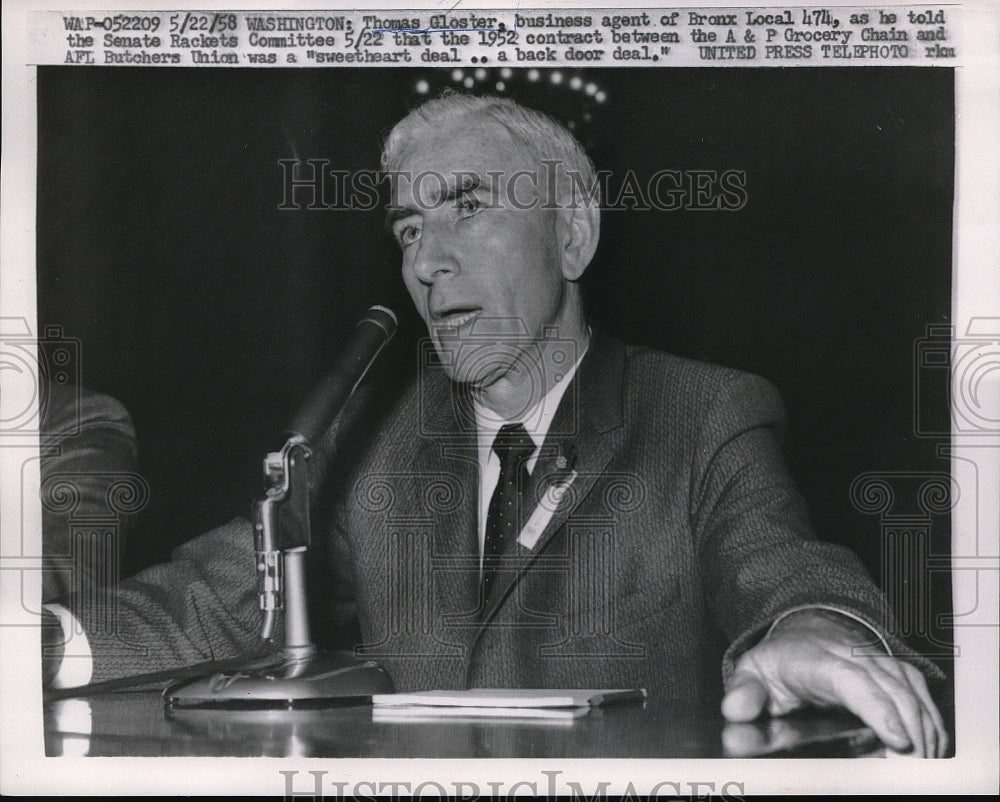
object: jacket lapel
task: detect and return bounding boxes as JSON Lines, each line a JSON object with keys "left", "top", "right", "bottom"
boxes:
{"left": 416, "top": 368, "right": 482, "bottom": 656}
{"left": 475, "top": 329, "right": 627, "bottom": 629}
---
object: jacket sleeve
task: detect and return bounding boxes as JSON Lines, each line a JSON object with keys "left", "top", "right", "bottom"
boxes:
{"left": 72, "top": 517, "right": 263, "bottom": 684}
{"left": 65, "top": 375, "right": 389, "bottom": 684}
{"left": 39, "top": 384, "right": 140, "bottom": 602}
{"left": 687, "top": 372, "right": 943, "bottom": 682}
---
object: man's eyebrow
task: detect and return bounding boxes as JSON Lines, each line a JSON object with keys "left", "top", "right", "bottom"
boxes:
{"left": 442, "top": 173, "right": 483, "bottom": 204}
{"left": 384, "top": 174, "right": 488, "bottom": 232}
{"left": 384, "top": 205, "right": 414, "bottom": 233}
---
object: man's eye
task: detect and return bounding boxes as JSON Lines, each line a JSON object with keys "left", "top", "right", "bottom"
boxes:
{"left": 456, "top": 194, "right": 482, "bottom": 217}
{"left": 396, "top": 225, "right": 420, "bottom": 247}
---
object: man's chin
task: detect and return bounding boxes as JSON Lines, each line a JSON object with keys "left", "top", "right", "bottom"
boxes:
{"left": 438, "top": 360, "right": 498, "bottom": 388}
{"left": 431, "top": 340, "right": 527, "bottom": 385}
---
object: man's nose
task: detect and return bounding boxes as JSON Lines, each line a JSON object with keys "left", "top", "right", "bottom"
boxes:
{"left": 410, "top": 226, "right": 459, "bottom": 284}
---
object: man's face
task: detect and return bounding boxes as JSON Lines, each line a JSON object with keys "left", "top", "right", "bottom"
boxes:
{"left": 389, "top": 113, "right": 580, "bottom": 396}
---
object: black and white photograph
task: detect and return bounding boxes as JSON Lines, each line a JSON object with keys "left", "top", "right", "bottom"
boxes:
{"left": 1, "top": 1, "right": 998, "bottom": 796}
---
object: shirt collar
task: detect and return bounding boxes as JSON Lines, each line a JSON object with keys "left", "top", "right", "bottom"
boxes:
{"left": 473, "top": 335, "right": 590, "bottom": 457}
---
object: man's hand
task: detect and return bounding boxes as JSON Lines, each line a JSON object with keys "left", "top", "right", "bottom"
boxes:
{"left": 721, "top": 609, "right": 947, "bottom": 757}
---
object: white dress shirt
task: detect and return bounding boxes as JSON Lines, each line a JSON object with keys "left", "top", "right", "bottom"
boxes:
{"left": 473, "top": 342, "right": 587, "bottom": 568}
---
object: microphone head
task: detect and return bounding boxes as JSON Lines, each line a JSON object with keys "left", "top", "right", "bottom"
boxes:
{"left": 284, "top": 305, "right": 399, "bottom": 446}
{"left": 361, "top": 305, "right": 397, "bottom": 340}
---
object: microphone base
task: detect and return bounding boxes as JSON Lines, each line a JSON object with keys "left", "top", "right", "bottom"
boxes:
{"left": 163, "top": 649, "right": 393, "bottom": 710}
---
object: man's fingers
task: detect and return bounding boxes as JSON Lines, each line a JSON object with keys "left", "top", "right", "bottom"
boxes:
{"left": 921, "top": 702, "right": 940, "bottom": 758}
{"left": 909, "top": 682, "right": 938, "bottom": 758}
{"left": 828, "top": 662, "right": 915, "bottom": 753}
{"left": 724, "top": 632, "right": 948, "bottom": 757}
{"left": 721, "top": 670, "right": 770, "bottom": 722}
{"left": 841, "top": 661, "right": 945, "bottom": 757}
{"left": 870, "top": 661, "right": 928, "bottom": 757}
{"left": 898, "top": 661, "right": 948, "bottom": 757}
{"left": 900, "top": 662, "right": 948, "bottom": 757}
{"left": 863, "top": 657, "right": 948, "bottom": 757}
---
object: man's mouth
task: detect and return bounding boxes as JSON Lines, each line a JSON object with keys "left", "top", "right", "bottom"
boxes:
{"left": 431, "top": 307, "right": 481, "bottom": 330}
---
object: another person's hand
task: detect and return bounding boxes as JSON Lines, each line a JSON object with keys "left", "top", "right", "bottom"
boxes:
{"left": 721, "top": 608, "right": 947, "bottom": 757}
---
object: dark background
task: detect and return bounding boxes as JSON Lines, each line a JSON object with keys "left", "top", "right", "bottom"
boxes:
{"left": 37, "top": 67, "right": 954, "bottom": 671}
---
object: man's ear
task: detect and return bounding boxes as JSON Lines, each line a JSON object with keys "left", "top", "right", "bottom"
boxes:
{"left": 558, "top": 201, "right": 600, "bottom": 281}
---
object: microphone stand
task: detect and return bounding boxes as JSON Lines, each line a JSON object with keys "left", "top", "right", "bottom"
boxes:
{"left": 165, "top": 308, "right": 396, "bottom": 709}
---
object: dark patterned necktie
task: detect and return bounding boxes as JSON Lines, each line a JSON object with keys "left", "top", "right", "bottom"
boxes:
{"left": 481, "top": 422, "right": 535, "bottom": 617}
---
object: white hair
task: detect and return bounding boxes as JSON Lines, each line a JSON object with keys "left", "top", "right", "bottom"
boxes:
{"left": 380, "top": 91, "right": 601, "bottom": 208}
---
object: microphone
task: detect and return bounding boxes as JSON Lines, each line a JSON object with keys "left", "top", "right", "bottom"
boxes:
{"left": 164, "top": 305, "right": 399, "bottom": 709}
{"left": 287, "top": 305, "right": 397, "bottom": 446}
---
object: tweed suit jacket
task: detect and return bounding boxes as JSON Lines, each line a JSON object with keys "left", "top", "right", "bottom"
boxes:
{"left": 80, "top": 330, "right": 899, "bottom": 699}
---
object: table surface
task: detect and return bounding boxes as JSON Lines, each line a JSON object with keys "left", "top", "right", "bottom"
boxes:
{"left": 45, "top": 691, "right": 884, "bottom": 758}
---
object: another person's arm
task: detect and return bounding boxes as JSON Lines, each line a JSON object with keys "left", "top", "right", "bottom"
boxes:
{"left": 44, "top": 517, "right": 263, "bottom": 686}
{"left": 39, "top": 384, "right": 140, "bottom": 602}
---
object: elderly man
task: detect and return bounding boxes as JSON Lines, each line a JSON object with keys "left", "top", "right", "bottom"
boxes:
{"left": 46, "top": 92, "right": 946, "bottom": 757}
